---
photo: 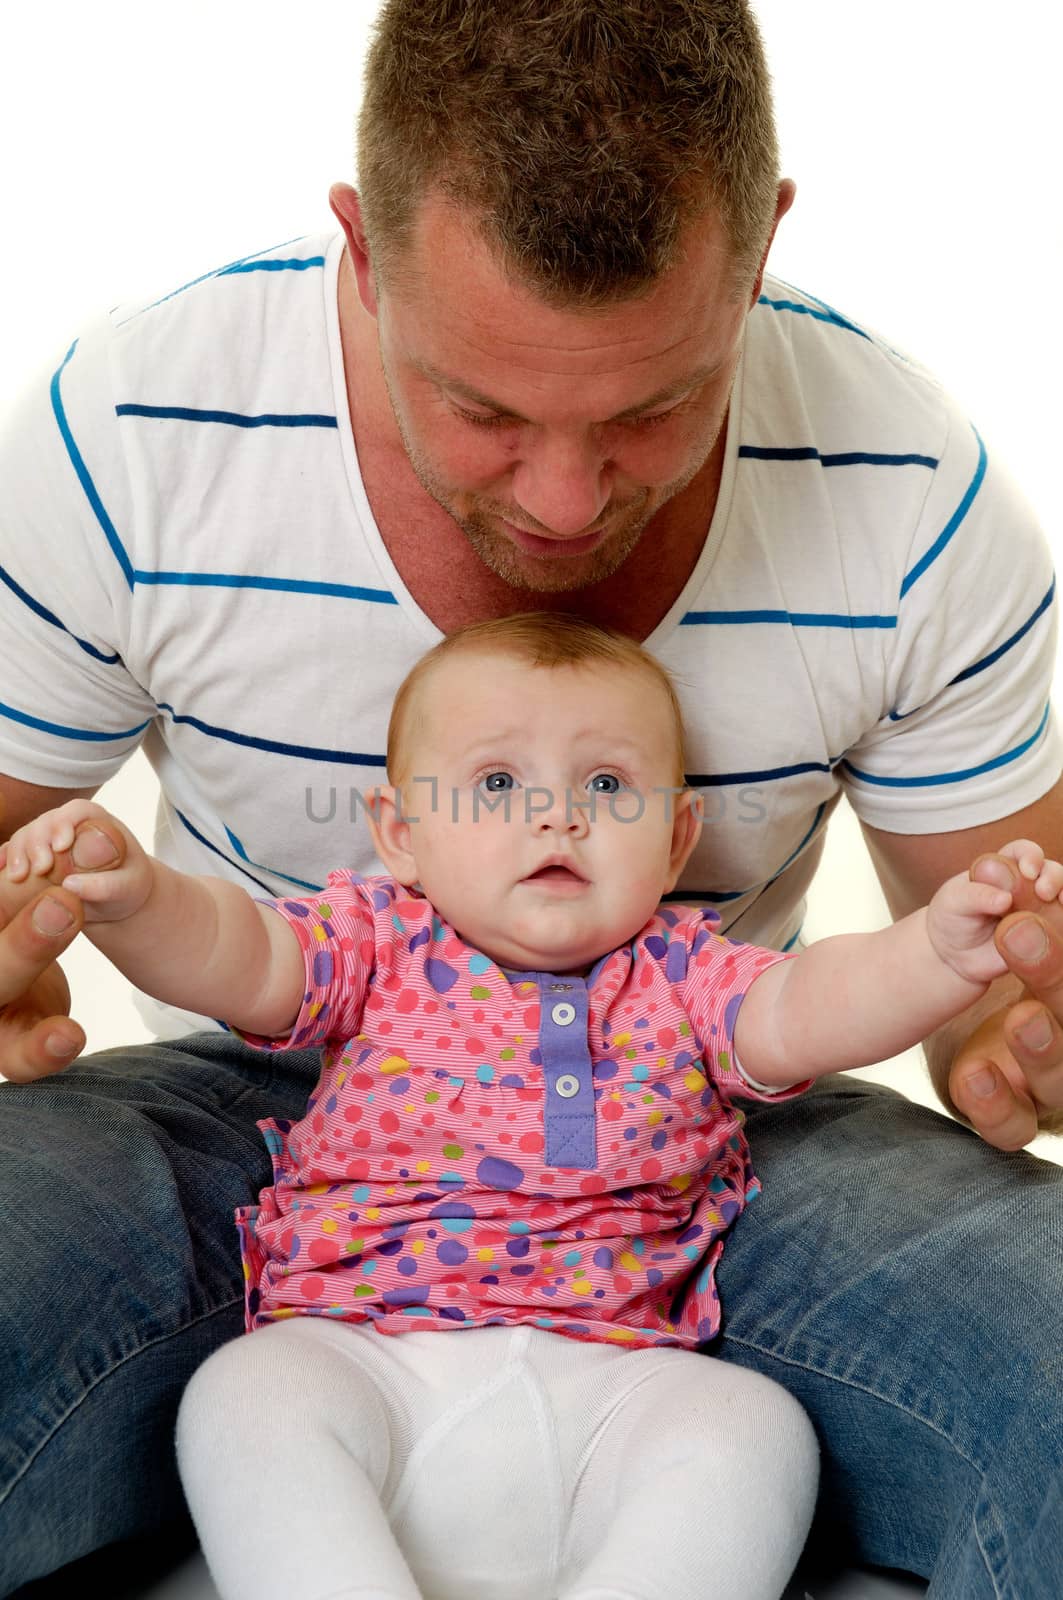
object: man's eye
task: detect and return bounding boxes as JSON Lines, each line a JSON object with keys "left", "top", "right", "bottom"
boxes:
{"left": 455, "top": 406, "right": 514, "bottom": 429}
{"left": 480, "top": 771, "right": 517, "bottom": 792}
{"left": 588, "top": 773, "right": 622, "bottom": 794}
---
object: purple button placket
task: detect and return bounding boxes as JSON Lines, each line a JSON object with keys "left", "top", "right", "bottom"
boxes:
{"left": 537, "top": 973, "right": 598, "bottom": 1170}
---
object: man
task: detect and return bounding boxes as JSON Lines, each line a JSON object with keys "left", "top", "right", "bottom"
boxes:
{"left": 0, "top": 2, "right": 1060, "bottom": 1595}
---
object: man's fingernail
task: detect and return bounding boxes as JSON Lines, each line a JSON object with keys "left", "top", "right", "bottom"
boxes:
{"left": 1002, "top": 920, "right": 1049, "bottom": 962}
{"left": 1018, "top": 1013, "right": 1053, "bottom": 1052}
{"left": 45, "top": 1033, "right": 78, "bottom": 1060}
{"left": 966, "top": 1067, "right": 998, "bottom": 1099}
{"left": 32, "top": 896, "right": 75, "bottom": 935}
{"left": 71, "top": 828, "right": 118, "bottom": 869}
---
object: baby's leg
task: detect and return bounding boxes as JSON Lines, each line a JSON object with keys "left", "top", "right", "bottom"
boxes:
{"left": 175, "top": 1319, "right": 423, "bottom": 1600}
{"left": 559, "top": 1348, "right": 819, "bottom": 1600}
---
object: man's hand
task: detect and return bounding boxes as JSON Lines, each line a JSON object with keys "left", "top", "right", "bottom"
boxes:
{"left": 0, "top": 797, "right": 128, "bottom": 1083}
{"left": 948, "top": 850, "right": 1063, "bottom": 1149}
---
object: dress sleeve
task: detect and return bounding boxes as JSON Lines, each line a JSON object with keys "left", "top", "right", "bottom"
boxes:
{"left": 674, "top": 909, "right": 809, "bottom": 1100}
{"left": 0, "top": 323, "right": 157, "bottom": 786}
{"left": 234, "top": 872, "right": 377, "bottom": 1051}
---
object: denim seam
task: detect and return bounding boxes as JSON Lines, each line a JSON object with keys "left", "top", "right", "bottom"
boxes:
{"left": 723, "top": 1331, "right": 1003, "bottom": 1599}
{"left": 0, "top": 1294, "right": 243, "bottom": 1511}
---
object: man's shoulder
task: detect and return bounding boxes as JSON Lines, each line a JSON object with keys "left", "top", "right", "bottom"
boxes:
{"left": 99, "top": 231, "right": 338, "bottom": 389}
{"left": 748, "top": 275, "right": 949, "bottom": 437}
{"left": 108, "top": 231, "right": 336, "bottom": 338}
{"left": 40, "top": 230, "right": 342, "bottom": 474}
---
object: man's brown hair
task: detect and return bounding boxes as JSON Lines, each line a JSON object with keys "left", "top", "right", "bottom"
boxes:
{"left": 357, "top": 0, "right": 780, "bottom": 306}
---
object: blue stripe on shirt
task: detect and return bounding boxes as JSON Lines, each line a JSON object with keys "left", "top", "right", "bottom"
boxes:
{"left": 0, "top": 561, "right": 121, "bottom": 663}
{"left": 0, "top": 699, "right": 149, "bottom": 743}
{"left": 133, "top": 571, "right": 398, "bottom": 604}
{"left": 156, "top": 702, "right": 388, "bottom": 768}
{"left": 948, "top": 578, "right": 1056, "bottom": 686}
{"left": 687, "top": 801, "right": 828, "bottom": 904}
{"left": 844, "top": 703, "right": 1051, "bottom": 787}
{"left": 224, "top": 825, "right": 321, "bottom": 891}
{"left": 738, "top": 445, "right": 938, "bottom": 470}
{"left": 887, "top": 579, "right": 1057, "bottom": 721}
{"left": 680, "top": 608, "right": 896, "bottom": 630}
{"left": 173, "top": 810, "right": 283, "bottom": 894}
{"left": 757, "top": 295, "right": 871, "bottom": 342}
{"left": 900, "top": 426, "right": 987, "bottom": 598}
{"left": 47, "top": 343, "right": 392, "bottom": 611}
{"left": 115, "top": 404, "right": 338, "bottom": 430}
{"left": 218, "top": 257, "right": 326, "bottom": 277}
{"left": 112, "top": 239, "right": 315, "bottom": 326}
{"left": 684, "top": 759, "right": 835, "bottom": 787}
{"left": 50, "top": 341, "right": 135, "bottom": 591}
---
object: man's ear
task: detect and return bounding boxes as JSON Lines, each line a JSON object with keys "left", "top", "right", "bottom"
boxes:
{"left": 363, "top": 785, "right": 419, "bottom": 885}
{"left": 663, "top": 788, "right": 704, "bottom": 893}
{"left": 748, "top": 178, "right": 797, "bottom": 309}
{"left": 328, "top": 182, "right": 379, "bottom": 317}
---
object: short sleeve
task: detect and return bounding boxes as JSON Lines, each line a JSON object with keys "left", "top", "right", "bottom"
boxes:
{"left": 234, "top": 872, "right": 377, "bottom": 1050}
{"left": 675, "top": 910, "right": 808, "bottom": 1101}
{"left": 841, "top": 405, "right": 1061, "bottom": 832}
{"left": 0, "top": 323, "right": 156, "bottom": 786}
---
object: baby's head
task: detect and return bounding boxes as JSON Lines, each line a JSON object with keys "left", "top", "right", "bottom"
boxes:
{"left": 369, "top": 613, "right": 702, "bottom": 973}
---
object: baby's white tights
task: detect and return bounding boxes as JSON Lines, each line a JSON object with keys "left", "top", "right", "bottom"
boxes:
{"left": 176, "top": 1319, "right": 818, "bottom": 1600}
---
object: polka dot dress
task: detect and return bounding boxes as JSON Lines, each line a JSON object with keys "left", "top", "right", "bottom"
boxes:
{"left": 235, "top": 874, "right": 801, "bottom": 1349}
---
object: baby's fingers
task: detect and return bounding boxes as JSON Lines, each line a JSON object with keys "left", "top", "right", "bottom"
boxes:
{"left": 61, "top": 871, "right": 125, "bottom": 903}
{"left": 997, "top": 838, "right": 1045, "bottom": 880}
{"left": 1033, "top": 858, "right": 1063, "bottom": 903}
{"left": 961, "top": 879, "right": 1014, "bottom": 919}
{"left": 3, "top": 819, "right": 77, "bottom": 884}
{"left": 28, "top": 820, "right": 76, "bottom": 878}
{"left": 3, "top": 836, "right": 30, "bottom": 883}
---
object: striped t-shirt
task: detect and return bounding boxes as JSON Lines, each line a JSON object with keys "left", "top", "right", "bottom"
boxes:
{"left": 0, "top": 231, "right": 1057, "bottom": 1033}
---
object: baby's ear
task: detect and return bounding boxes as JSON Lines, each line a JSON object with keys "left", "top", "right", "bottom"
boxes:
{"left": 363, "top": 785, "right": 419, "bottom": 885}
{"left": 663, "top": 787, "right": 703, "bottom": 893}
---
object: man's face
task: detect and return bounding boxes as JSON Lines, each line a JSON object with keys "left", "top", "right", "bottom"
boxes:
{"left": 371, "top": 194, "right": 752, "bottom": 592}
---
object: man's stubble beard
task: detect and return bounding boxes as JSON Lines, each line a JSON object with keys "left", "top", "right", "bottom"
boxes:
{"left": 382, "top": 370, "right": 709, "bottom": 594}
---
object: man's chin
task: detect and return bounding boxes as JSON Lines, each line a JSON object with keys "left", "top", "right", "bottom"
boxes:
{"left": 464, "top": 523, "right": 640, "bottom": 593}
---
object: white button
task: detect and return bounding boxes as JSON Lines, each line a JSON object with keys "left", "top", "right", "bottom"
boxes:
{"left": 551, "top": 1002, "right": 576, "bottom": 1026}
{"left": 556, "top": 1074, "right": 580, "bottom": 1098}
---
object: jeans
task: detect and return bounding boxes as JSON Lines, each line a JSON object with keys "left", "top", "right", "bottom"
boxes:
{"left": 0, "top": 1036, "right": 1059, "bottom": 1598}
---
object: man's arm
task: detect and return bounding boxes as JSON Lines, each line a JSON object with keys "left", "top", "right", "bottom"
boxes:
{"left": 862, "top": 776, "right": 1063, "bottom": 1148}
{"left": 0, "top": 774, "right": 99, "bottom": 1079}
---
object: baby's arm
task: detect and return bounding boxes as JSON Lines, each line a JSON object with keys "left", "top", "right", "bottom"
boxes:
{"left": 0, "top": 800, "right": 304, "bottom": 1037}
{"left": 735, "top": 840, "right": 1063, "bottom": 1087}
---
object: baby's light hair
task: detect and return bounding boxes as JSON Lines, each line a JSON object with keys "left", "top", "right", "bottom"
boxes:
{"left": 388, "top": 612, "right": 689, "bottom": 788}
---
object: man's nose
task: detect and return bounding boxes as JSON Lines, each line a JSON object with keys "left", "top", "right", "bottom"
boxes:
{"left": 510, "top": 435, "right": 611, "bottom": 537}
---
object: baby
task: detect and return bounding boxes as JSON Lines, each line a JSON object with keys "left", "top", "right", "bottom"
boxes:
{"left": 3, "top": 612, "right": 1058, "bottom": 1600}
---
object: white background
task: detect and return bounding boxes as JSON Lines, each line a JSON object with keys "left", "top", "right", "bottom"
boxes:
{"left": 1, "top": 3, "right": 1059, "bottom": 1152}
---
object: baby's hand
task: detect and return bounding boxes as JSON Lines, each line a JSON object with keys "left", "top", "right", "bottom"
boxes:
{"left": 0, "top": 800, "right": 152, "bottom": 924}
{"left": 927, "top": 839, "right": 1063, "bottom": 985}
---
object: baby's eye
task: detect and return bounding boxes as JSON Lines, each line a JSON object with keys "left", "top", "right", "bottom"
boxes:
{"left": 587, "top": 772, "right": 623, "bottom": 794}
{"left": 480, "top": 771, "right": 518, "bottom": 793}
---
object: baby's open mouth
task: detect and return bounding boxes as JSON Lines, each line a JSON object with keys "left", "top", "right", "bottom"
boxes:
{"left": 523, "top": 863, "right": 588, "bottom": 883}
